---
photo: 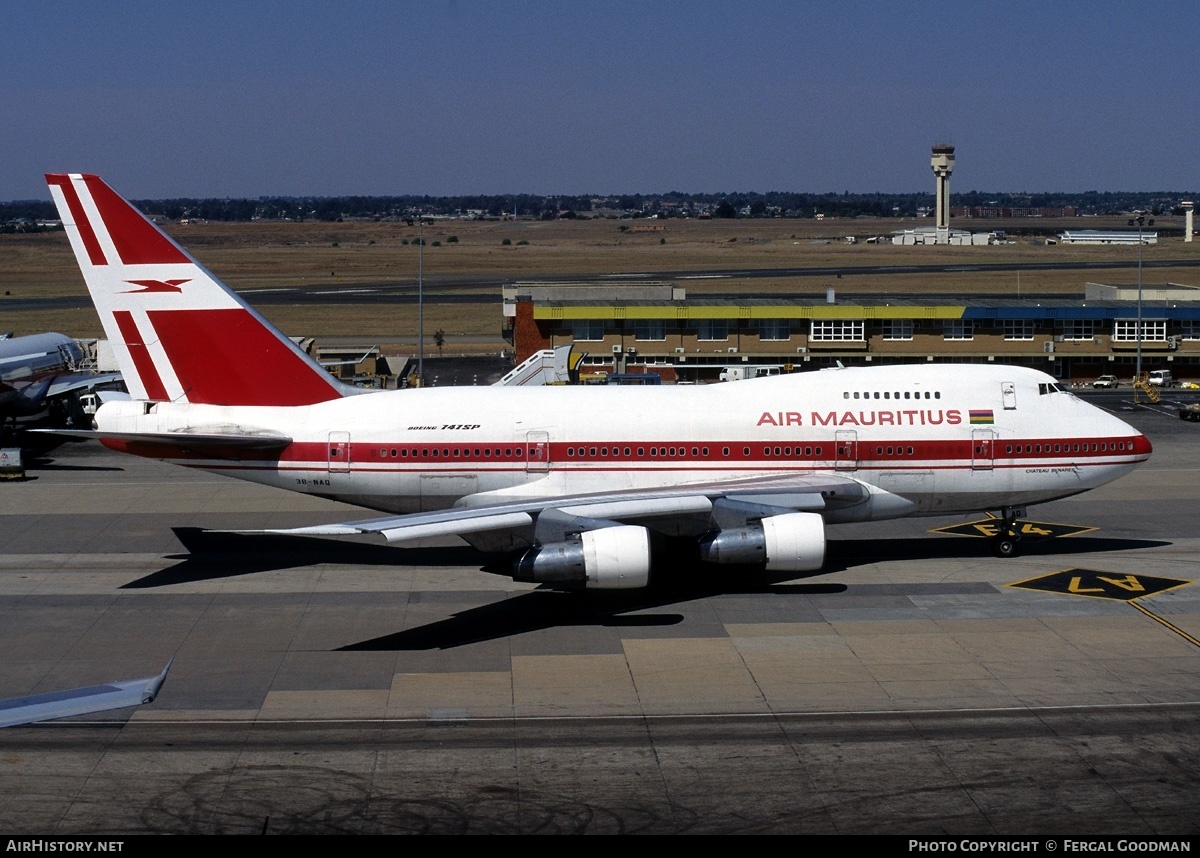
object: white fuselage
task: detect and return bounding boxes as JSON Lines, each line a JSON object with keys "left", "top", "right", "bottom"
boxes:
{"left": 94, "top": 364, "right": 1150, "bottom": 522}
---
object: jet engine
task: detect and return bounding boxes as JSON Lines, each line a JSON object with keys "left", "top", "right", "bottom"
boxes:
{"left": 513, "top": 524, "right": 651, "bottom": 590}
{"left": 698, "top": 512, "right": 826, "bottom": 572}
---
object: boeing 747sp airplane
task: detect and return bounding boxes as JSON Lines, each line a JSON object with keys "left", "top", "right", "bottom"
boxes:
{"left": 45, "top": 173, "right": 1151, "bottom": 589}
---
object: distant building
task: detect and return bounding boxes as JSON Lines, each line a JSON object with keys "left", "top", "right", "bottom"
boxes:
{"left": 505, "top": 284, "right": 1200, "bottom": 383}
{"left": 891, "top": 227, "right": 994, "bottom": 246}
{"left": 952, "top": 206, "right": 1077, "bottom": 218}
{"left": 1059, "top": 230, "right": 1157, "bottom": 245}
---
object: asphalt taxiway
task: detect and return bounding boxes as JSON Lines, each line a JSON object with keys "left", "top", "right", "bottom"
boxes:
{"left": 0, "top": 402, "right": 1198, "bottom": 834}
{"left": 10, "top": 257, "right": 1200, "bottom": 312}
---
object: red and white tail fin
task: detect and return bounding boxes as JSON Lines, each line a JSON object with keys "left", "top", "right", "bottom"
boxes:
{"left": 46, "top": 174, "right": 348, "bottom": 407}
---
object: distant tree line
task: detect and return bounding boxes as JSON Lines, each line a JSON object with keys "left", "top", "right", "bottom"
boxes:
{"left": 2, "top": 189, "right": 1195, "bottom": 227}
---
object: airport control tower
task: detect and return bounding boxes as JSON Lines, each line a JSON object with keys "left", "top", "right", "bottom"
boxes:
{"left": 931, "top": 144, "right": 955, "bottom": 235}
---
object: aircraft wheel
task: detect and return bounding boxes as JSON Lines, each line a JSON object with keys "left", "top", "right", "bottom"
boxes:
{"left": 993, "top": 536, "right": 1019, "bottom": 558}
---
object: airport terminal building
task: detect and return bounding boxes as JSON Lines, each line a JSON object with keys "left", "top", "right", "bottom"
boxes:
{"left": 504, "top": 282, "right": 1200, "bottom": 384}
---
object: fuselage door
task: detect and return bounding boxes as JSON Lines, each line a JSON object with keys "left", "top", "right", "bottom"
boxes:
{"left": 835, "top": 429, "right": 858, "bottom": 470}
{"left": 526, "top": 430, "right": 550, "bottom": 473}
{"left": 971, "top": 428, "right": 995, "bottom": 471}
{"left": 328, "top": 431, "right": 350, "bottom": 473}
{"left": 1001, "top": 381, "right": 1017, "bottom": 410}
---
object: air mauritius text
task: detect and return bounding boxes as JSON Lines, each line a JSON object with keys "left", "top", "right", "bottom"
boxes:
{"left": 758, "top": 409, "right": 963, "bottom": 427}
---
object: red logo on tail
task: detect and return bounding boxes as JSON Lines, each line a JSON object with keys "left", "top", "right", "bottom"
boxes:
{"left": 121, "top": 279, "right": 190, "bottom": 293}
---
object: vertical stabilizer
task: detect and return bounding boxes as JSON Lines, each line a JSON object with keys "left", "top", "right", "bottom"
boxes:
{"left": 46, "top": 174, "right": 347, "bottom": 406}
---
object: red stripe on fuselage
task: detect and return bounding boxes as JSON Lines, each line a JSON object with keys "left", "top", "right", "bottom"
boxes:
{"left": 113, "top": 311, "right": 169, "bottom": 401}
{"left": 106, "top": 435, "right": 1149, "bottom": 470}
{"left": 146, "top": 308, "right": 341, "bottom": 406}
{"left": 273, "top": 435, "right": 1147, "bottom": 466}
{"left": 45, "top": 174, "right": 106, "bottom": 266}
{"left": 81, "top": 175, "right": 190, "bottom": 265}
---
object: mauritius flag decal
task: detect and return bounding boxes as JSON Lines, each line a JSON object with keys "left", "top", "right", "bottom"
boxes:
{"left": 969, "top": 409, "right": 995, "bottom": 425}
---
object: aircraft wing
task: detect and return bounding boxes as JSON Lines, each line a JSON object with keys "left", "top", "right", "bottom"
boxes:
{"left": 0, "top": 661, "right": 171, "bottom": 728}
{"left": 250, "top": 471, "right": 870, "bottom": 546}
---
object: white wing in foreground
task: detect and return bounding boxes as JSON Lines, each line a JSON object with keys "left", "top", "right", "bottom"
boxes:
{"left": 0, "top": 660, "right": 172, "bottom": 728}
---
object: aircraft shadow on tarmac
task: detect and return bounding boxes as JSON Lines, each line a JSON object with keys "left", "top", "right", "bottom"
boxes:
{"left": 823, "top": 533, "right": 1170, "bottom": 571}
{"left": 125, "top": 528, "right": 1169, "bottom": 648}
{"left": 340, "top": 566, "right": 846, "bottom": 652}
{"left": 119, "top": 527, "right": 488, "bottom": 588}
{"left": 339, "top": 534, "right": 1170, "bottom": 651}
{"left": 27, "top": 460, "right": 125, "bottom": 472}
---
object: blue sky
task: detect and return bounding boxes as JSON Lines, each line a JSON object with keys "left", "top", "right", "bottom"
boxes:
{"left": 3, "top": 1, "right": 1197, "bottom": 199}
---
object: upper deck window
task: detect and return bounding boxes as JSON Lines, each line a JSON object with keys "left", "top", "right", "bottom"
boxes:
{"left": 756, "top": 320, "right": 791, "bottom": 341}
{"left": 1003, "top": 320, "right": 1035, "bottom": 341}
{"left": 943, "top": 321, "right": 974, "bottom": 341}
{"left": 810, "top": 320, "right": 864, "bottom": 342}
{"left": 881, "top": 320, "right": 914, "bottom": 341}
{"left": 570, "top": 320, "right": 605, "bottom": 341}
{"left": 696, "top": 320, "right": 728, "bottom": 341}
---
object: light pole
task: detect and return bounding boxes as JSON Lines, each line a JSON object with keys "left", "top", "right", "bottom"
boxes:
{"left": 417, "top": 213, "right": 424, "bottom": 387}
{"left": 1128, "top": 211, "right": 1154, "bottom": 382}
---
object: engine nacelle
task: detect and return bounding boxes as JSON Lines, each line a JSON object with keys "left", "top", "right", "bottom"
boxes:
{"left": 513, "top": 525, "right": 651, "bottom": 590}
{"left": 699, "top": 512, "right": 826, "bottom": 572}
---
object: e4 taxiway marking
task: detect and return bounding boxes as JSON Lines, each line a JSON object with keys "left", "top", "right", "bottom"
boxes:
{"left": 931, "top": 517, "right": 1097, "bottom": 541}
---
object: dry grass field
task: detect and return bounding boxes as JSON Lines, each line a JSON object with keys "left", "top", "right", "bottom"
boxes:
{"left": 3, "top": 215, "right": 1198, "bottom": 345}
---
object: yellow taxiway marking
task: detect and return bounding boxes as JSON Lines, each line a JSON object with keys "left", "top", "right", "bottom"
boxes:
{"left": 1008, "top": 568, "right": 1188, "bottom": 601}
{"left": 1008, "top": 568, "right": 1199, "bottom": 649}
{"left": 932, "top": 515, "right": 1097, "bottom": 541}
{"left": 1129, "top": 601, "right": 1200, "bottom": 648}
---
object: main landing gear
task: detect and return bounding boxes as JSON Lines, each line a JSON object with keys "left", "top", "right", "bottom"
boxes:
{"left": 991, "top": 507, "right": 1026, "bottom": 558}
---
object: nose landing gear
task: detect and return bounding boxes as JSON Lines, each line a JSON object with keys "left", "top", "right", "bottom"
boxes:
{"left": 991, "top": 507, "right": 1026, "bottom": 558}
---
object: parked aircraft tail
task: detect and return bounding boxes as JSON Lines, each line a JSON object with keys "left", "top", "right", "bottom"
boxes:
{"left": 46, "top": 174, "right": 348, "bottom": 407}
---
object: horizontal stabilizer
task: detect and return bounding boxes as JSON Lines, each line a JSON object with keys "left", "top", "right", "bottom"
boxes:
{"left": 33, "top": 427, "right": 293, "bottom": 453}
